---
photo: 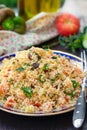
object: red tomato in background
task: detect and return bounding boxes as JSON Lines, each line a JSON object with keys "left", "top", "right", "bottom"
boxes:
{"left": 56, "top": 13, "right": 80, "bottom": 36}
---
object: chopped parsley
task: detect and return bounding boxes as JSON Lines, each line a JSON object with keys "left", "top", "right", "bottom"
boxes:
{"left": 21, "top": 86, "right": 33, "bottom": 98}
{"left": 51, "top": 56, "right": 57, "bottom": 59}
{"left": 38, "top": 75, "right": 46, "bottom": 83}
{"left": 23, "top": 63, "right": 30, "bottom": 66}
{"left": 71, "top": 80, "right": 79, "bottom": 88}
{"left": 51, "top": 73, "right": 60, "bottom": 83}
{"left": 16, "top": 67, "right": 25, "bottom": 72}
{"left": 64, "top": 91, "right": 77, "bottom": 97}
{"left": 42, "top": 63, "right": 49, "bottom": 71}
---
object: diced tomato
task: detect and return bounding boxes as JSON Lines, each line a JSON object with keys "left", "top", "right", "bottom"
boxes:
{"left": 5, "top": 103, "right": 13, "bottom": 108}
{"left": 34, "top": 102, "right": 41, "bottom": 107}
{"left": 7, "top": 68, "right": 11, "bottom": 71}
{"left": 4, "top": 74, "right": 8, "bottom": 77}
{"left": 64, "top": 96, "right": 69, "bottom": 102}
{"left": 0, "top": 88, "right": 3, "bottom": 95}
{"left": 5, "top": 97, "right": 14, "bottom": 108}
{"left": 8, "top": 99, "right": 14, "bottom": 103}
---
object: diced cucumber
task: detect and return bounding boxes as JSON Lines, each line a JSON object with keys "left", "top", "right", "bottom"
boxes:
{"left": 82, "top": 33, "right": 87, "bottom": 49}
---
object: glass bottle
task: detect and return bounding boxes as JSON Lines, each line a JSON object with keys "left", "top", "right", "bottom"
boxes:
{"left": 18, "top": 0, "right": 60, "bottom": 20}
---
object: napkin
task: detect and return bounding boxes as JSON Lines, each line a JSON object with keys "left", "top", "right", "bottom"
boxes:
{"left": 0, "top": 12, "right": 59, "bottom": 56}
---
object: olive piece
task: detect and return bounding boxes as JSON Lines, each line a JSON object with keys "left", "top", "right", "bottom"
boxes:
{"left": 27, "top": 53, "right": 32, "bottom": 59}
{"left": 32, "top": 62, "right": 39, "bottom": 69}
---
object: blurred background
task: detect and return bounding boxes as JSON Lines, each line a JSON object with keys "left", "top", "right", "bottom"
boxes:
{"left": 0, "top": 0, "right": 17, "bottom": 8}
{"left": 0, "top": 0, "right": 65, "bottom": 19}
{"left": 0, "top": 0, "right": 87, "bottom": 24}
{"left": 0, "top": 0, "right": 65, "bottom": 8}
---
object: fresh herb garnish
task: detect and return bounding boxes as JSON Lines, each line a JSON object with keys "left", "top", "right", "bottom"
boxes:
{"left": 42, "top": 63, "right": 49, "bottom": 71}
{"left": 21, "top": 86, "right": 33, "bottom": 98}
{"left": 64, "top": 91, "right": 76, "bottom": 97}
{"left": 51, "top": 79, "right": 56, "bottom": 83}
{"left": 71, "top": 80, "right": 79, "bottom": 88}
{"left": 51, "top": 73, "right": 60, "bottom": 83}
{"left": 58, "top": 33, "right": 83, "bottom": 53}
{"left": 42, "top": 42, "right": 58, "bottom": 49}
{"left": 42, "top": 45, "right": 50, "bottom": 50}
{"left": 38, "top": 75, "right": 46, "bottom": 83}
{"left": 58, "top": 26, "right": 87, "bottom": 52}
{"left": 23, "top": 63, "right": 30, "bottom": 66}
{"left": 16, "top": 67, "right": 25, "bottom": 72}
{"left": 52, "top": 56, "right": 57, "bottom": 59}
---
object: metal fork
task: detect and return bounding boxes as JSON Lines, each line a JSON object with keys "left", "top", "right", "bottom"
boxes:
{"left": 73, "top": 50, "right": 87, "bottom": 128}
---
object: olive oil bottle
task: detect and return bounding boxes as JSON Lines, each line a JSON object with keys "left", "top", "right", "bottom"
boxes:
{"left": 18, "top": 0, "right": 60, "bottom": 20}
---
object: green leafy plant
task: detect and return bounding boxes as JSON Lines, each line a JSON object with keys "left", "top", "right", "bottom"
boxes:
{"left": 58, "top": 32, "right": 83, "bottom": 53}
{"left": 58, "top": 26, "right": 87, "bottom": 52}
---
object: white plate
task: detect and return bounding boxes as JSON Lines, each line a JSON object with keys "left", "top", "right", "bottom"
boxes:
{"left": 0, "top": 50, "right": 82, "bottom": 116}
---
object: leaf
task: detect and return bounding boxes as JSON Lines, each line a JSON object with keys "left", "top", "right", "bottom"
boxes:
{"left": 42, "top": 42, "right": 58, "bottom": 49}
{"left": 16, "top": 67, "right": 25, "bottom": 72}
{"left": 64, "top": 91, "right": 77, "bottom": 97}
{"left": 58, "top": 32, "right": 84, "bottom": 53}
{"left": 38, "top": 75, "right": 46, "bottom": 83}
{"left": 60, "top": 42, "right": 66, "bottom": 46}
{"left": 42, "top": 63, "right": 49, "bottom": 71}
{"left": 51, "top": 56, "right": 57, "bottom": 59}
{"left": 42, "top": 45, "right": 50, "bottom": 50}
{"left": 23, "top": 63, "right": 30, "bottom": 66}
{"left": 51, "top": 73, "right": 60, "bottom": 83}
{"left": 21, "top": 86, "right": 33, "bottom": 98}
{"left": 71, "top": 80, "right": 79, "bottom": 88}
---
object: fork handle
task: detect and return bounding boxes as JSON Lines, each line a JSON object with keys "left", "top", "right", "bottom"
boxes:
{"left": 73, "top": 90, "right": 86, "bottom": 128}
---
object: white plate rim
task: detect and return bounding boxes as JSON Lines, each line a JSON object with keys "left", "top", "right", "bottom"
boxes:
{"left": 0, "top": 50, "right": 82, "bottom": 116}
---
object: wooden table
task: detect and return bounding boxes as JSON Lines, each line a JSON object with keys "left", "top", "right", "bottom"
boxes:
{"left": 0, "top": 36, "right": 87, "bottom": 130}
